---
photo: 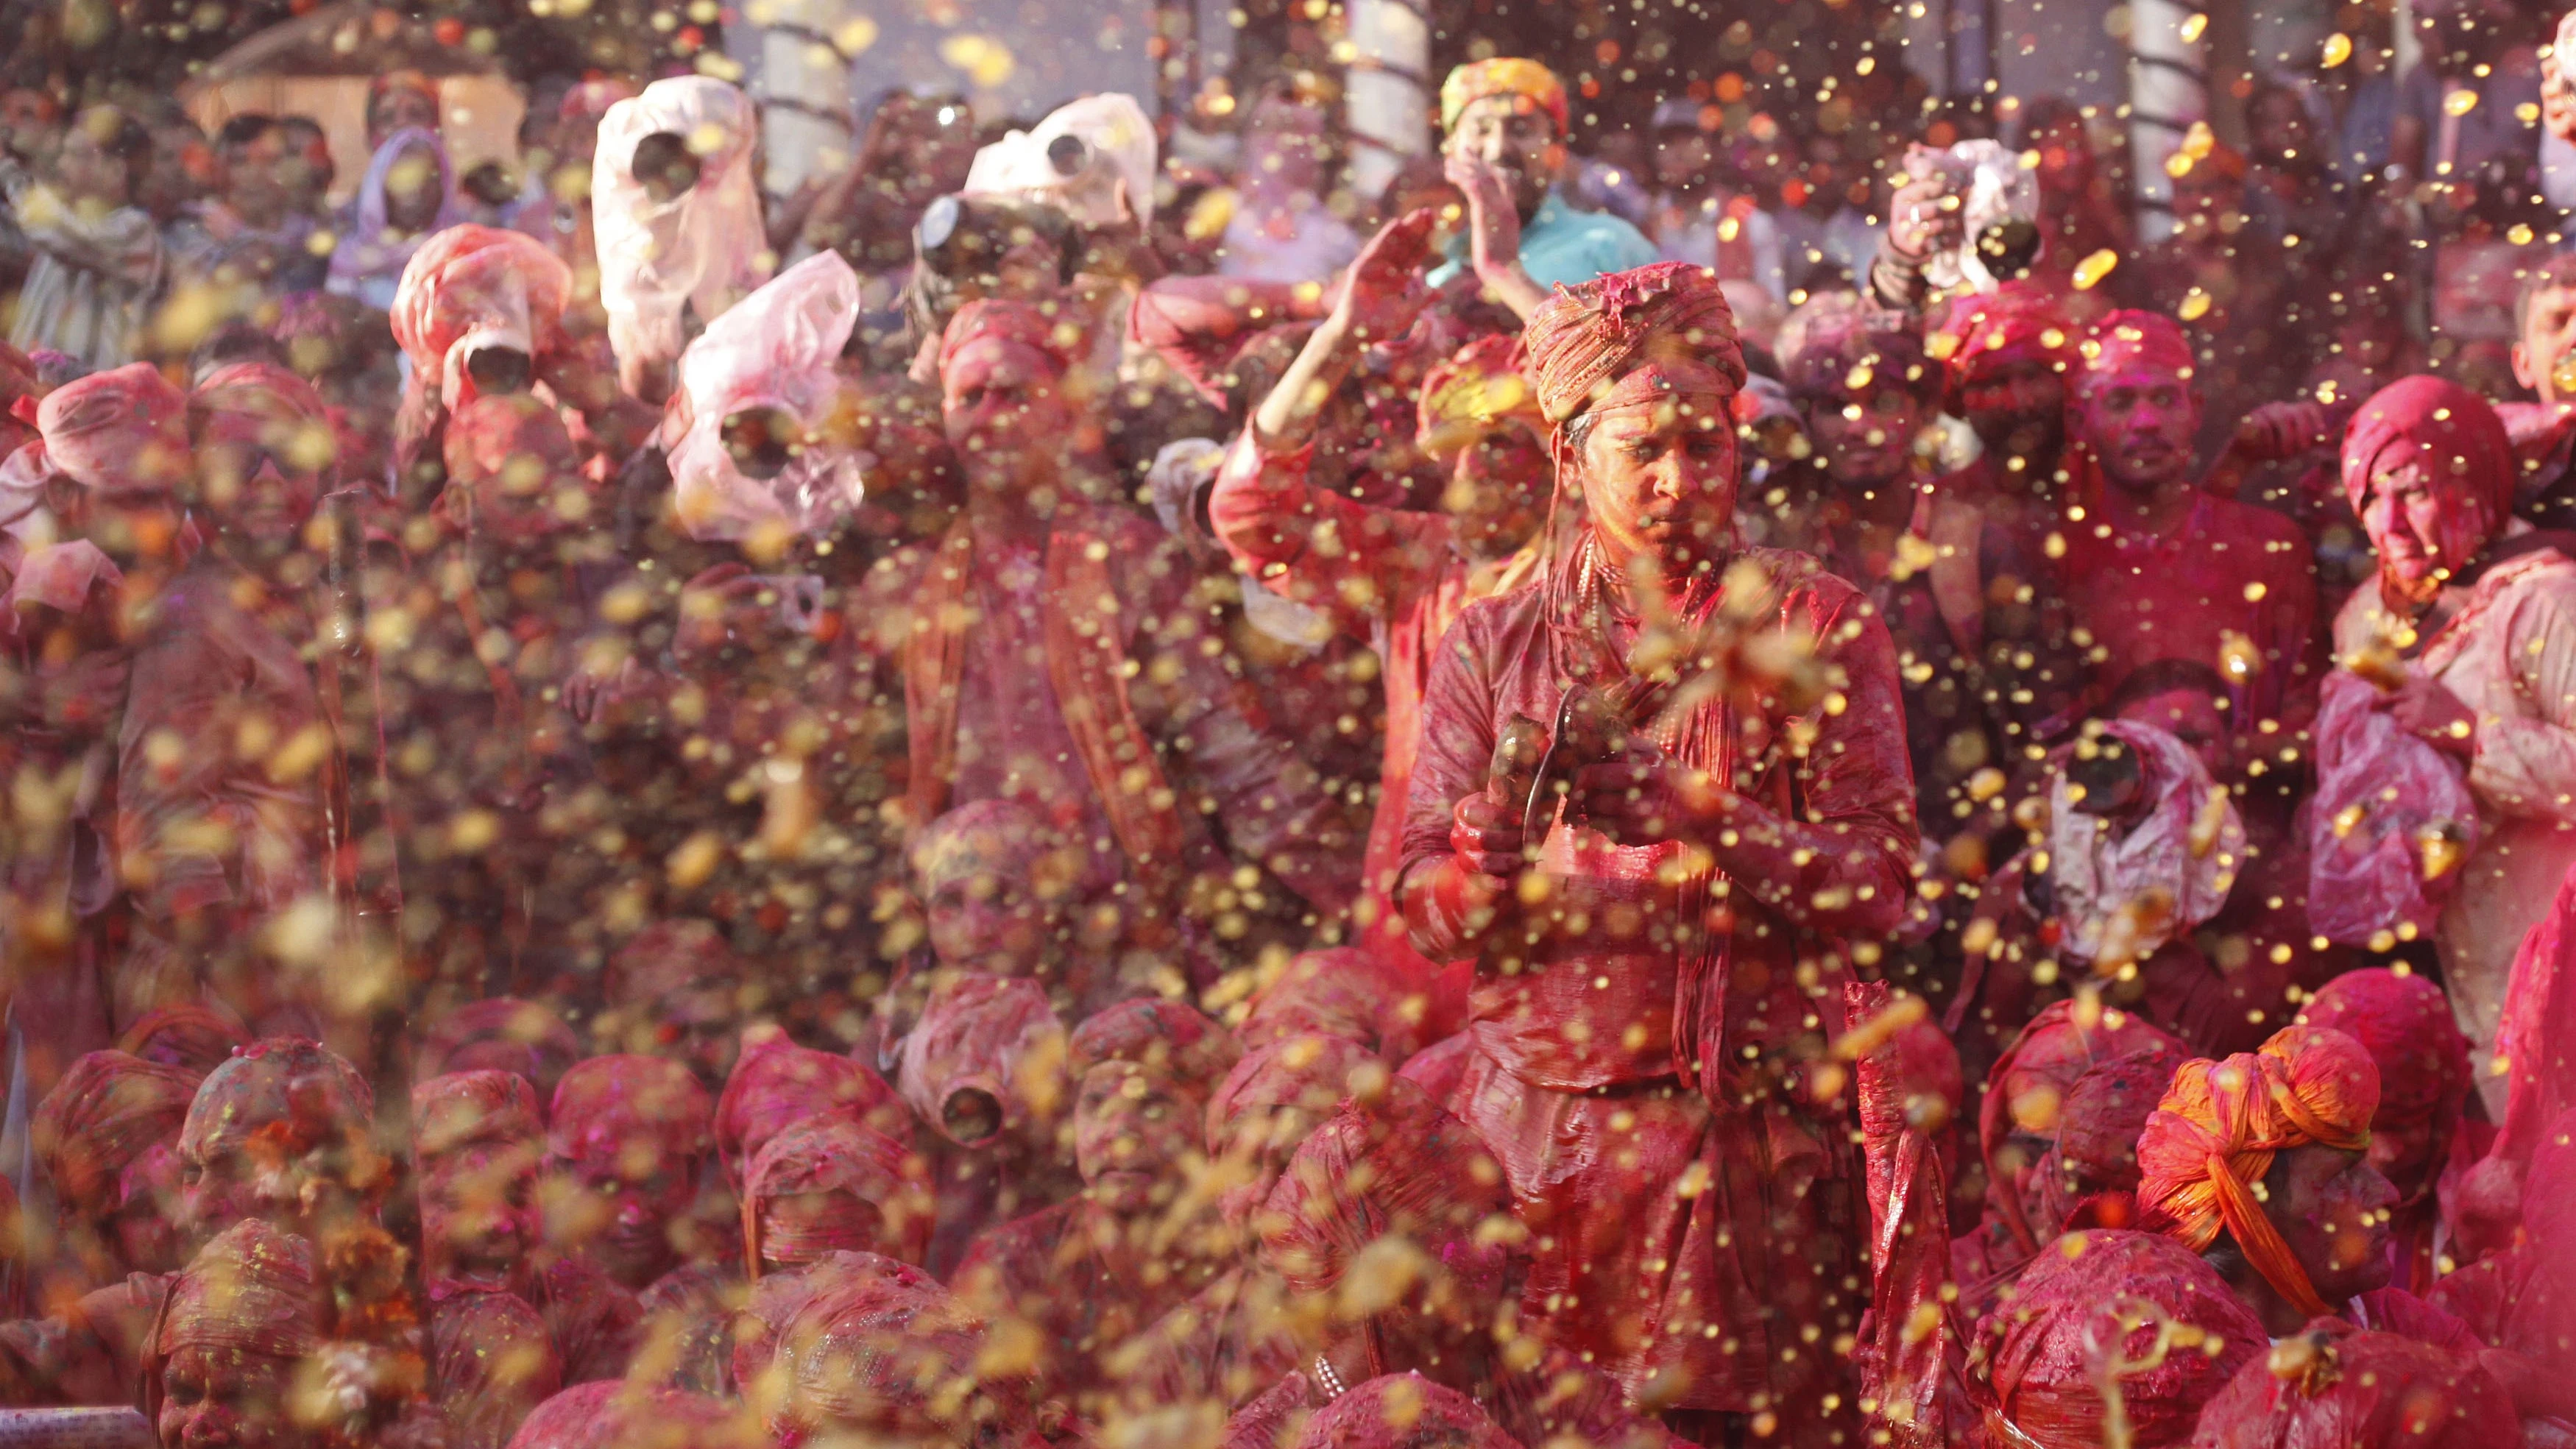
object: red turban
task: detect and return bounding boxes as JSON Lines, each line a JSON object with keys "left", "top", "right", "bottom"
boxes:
{"left": 1521, "top": 261, "right": 1746, "bottom": 426}
{"left": 117, "top": 1002, "right": 247, "bottom": 1074}
{"left": 2136, "top": 1027, "right": 2379, "bottom": 1319}
{"left": 2075, "top": 310, "right": 2196, "bottom": 397}
{"left": 32, "top": 1049, "right": 197, "bottom": 1222}
{"left": 547, "top": 1055, "right": 715, "bottom": 1167}
{"left": 390, "top": 224, "right": 573, "bottom": 408}
{"left": 2338, "top": 375, "right": 2515, "bottom": 549}
{"left": 193, "top": 361, "right": 333, "bottom": 444}
{"left": 938, "top": 297, "right": 1080, "bottom": 378}
{"left": 1972, "top": 1230, "right": 2265, "bottom": 1448}
{"left": 2035, "top": 1046, "right": 2187, "bottom": 1236}
{"left": 1256, "top": 1078, "right": 1513, "bottom": 1301}
{"left": 418, "top": 998, "right": 581, "bottom": 1113}
{"left": 1931, "top": 280, "right": 2076, "bottom": 410}
{"left": 413, "top": 1069, "right": 542, "bottom": 1161}
{"left": 1236, "top": 947, "right": 1418, "bottom": 1064}
{"left": 894, "top": 973, "right": 1065, "bottom": 1150}
{"left": 1290, "top": 1374, "right": 1521, "bottom": 1449}
{"left": 715, "top": 1031, "right": 908, "bottom": 1189}
{"left": 504, "top": 1381, "right": 743, "bottom": 1449}
{"left": 2192, "top": 1322, "right": 2517, "bottom": 1449}
{"left": 1068, "top": 998, "right": 1239, "bottom": 1097}
{"left": 179, "top": 1037, "right": 382, "bottom": 1194}
{"left": 604, "top": 920, "right": 737, "bottom": 1012}
{"left": 740, "top": 1115, "right": 933, "bottom": 1276}
{"left": 157, "top": 1219, "right": 319, "bottom": 1363}
{"left": 1983, "top": 1001, "right": 2187, "bottom": 1254}
{"left": 770, "top": 1257, "right": 1034, "bottom": 1448}
{"left": 36, "top": 363, "right": 191, "bottom": 497}
{"left": 730, "top": 1250, "right": 888, "bottom": 1393}
{"left": 1203, "top": 1032, "right": 1384, "bottom": 1155}
{"left": 2296, "top": 970, "right": 2468, "bottom": 1129}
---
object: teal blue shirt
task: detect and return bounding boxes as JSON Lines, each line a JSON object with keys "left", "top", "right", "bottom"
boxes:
{"left": 1427, "top": 188, "right": 1662, "bottom": 291}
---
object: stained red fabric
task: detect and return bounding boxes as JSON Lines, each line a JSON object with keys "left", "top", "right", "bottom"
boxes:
{"left": 1289, "top": 1374, "right": 1523, "bottom": 1449}
{"left": 1970, "top": 1229, "right": 2266, "bottom": 1448}
{"left": 1848, "top": 982, "right": 1966, "bottom": 1445}
{"left": 727, "top": 1250, "right": 885, "bottom": 1393}
{"left": 1981, "top": 1001, "right": 2187, "bottom": 1256}
{"left": 1931, "top": 281, "right": 2077, "bottom": 411}
{"left": 2485, "top": 868, "right": 2576, "bottom": 1196}
{"left": 418, "top": 998, "right": 583, "bottom": 1113}
{"left": 1521, "top": 261, "right": 1745, "bottom": 422}
{"left": 503, "top": 1380, "right": 743, "bottom": 1449}
{"left": 31, "top": 1049, "right": 196, "bottom": 1222}
{"left": 765, "top": 1255, "right": 1038, "bottom": 1449}
{"left": 2032, "top": 1046, "right": 2187, "bottom": 1239}
{"left": 35, "top": 363, "right": 191, "bottom": 497}
{"left": 1236, "top": 949, "right": 1428, "bottom": 1063}
{"left": 741, "top": 1115, "right": 934, "bottom": 1274}
{"left": 434, "top": 1289, "right": 565, "bottom": 1449}
{"left": 894, "top": 973, "right": 1066, "bottom": 1149}
{"left": 547, "top": 1054, "right": 715, "bottom": 1166}
{"left": 714, "top": 1032, "right": 909, "bottom": 1190}
{"left": 2296, "top": 971, "right": 2466, "bottom": 1133}
{"left": 2075, "top": 310, "right": 2198, "bottom": 396}
{"left": 1070, "top": 996, "right": 1241, "bottom": 1094}
{"left": 2189, "top": 1322, "right": 2520, "bottom": 1449}
{"left": 1204, "top": 1033, "right": 1382, "bottom": 1153}
{"left": 2427, "top": 1107, "right": 2576, "bottom": 1374}
{"left": 1256, "top": 1080, "right": 1512, "bottom": 1301}
{"left": 2136, "top": 1027, "right": 2379, "bottom": 1320}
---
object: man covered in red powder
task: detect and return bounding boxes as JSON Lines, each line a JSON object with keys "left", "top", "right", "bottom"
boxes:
{"left": 1398, "top": 262, "right": 1919, "bottom": 1439}
{"left": 1211, "top": 209, "right": 1554, "bottom": 1001}
{"left": 2059, "top": 311, "right": 2322, "bottom": 731}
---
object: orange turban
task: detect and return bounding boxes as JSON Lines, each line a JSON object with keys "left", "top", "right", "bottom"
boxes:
{"left": 1439, "top": 58, "right": 1568, "bottom": 135}
{"left": 2135, "top": 1026, "right": 2379, "bottom": 1319}
{"left": 1415, "top": 333, "right": 1541, "bottom": 461}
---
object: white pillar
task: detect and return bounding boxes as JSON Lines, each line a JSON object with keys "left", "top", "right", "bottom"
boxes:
{"left": 1344, "top": 0, "right": 1430, "bottom": 202}
{"left": 735, "top": 0, "right": 863, "bottom": 197}
{"left": 2129, "top": 0, "right": 2209, "bottom": 243}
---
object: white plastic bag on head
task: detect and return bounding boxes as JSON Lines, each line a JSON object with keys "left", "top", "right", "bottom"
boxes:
{"left": 1913, "top": 139, "right": 2039, "bottom": 295}
{"left": 963, "top": 93, "right": 1157, "bottom": 228}
{"left": 594, "top": 77, "right": 775, "bottom": 384}
{"left": 2307, "top": 669, "right": 2481, "bottom": 946}
{"left": 669, "top": 250, "right": 866, "bottom": 544}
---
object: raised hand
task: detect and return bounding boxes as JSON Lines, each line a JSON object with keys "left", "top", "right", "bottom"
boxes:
{"left": 1326, "top": 208, "right": 1438, "bottom": 344}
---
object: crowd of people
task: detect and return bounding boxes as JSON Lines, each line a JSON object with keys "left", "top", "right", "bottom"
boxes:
{"left": 2, "top": 5, "right": 2576, "bottom": 1446}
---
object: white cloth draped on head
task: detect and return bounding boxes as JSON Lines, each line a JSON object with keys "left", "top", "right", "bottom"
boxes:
{"left": 327, "top": 127, "right": 466, "bottom": 311}
{"left": 592, "top": 77, "right": 774, "bottom": 383}
{"left": 668, "top": 249, "right": 866, "bottom": 543}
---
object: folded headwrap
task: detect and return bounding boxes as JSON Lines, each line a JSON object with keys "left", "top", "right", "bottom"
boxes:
{"left": 391, "top": 225, "right": 575, "bottom": 413}
{"left": 193, "top": 361, "right": 333, "bottom": 445}
{"left": 414, "top": 1069, "right": 542, "bottom": 1161}
{"left": 2034, "top": 1046, "right": 2187, "bottom": 1236}
{"left": 32, "top": 1049, "right": 197, "bottom": 1221}
{"left": 1439, "top": 58, "right": 1568, "bottom": 135}
{"left": 180, "top": 1037, "right": 381, "bottom": 1191}
{"left": 1415, "top": 333, "right": 1541, "bottom": 461}
{"left": 1237, "top": 947, "right": 1418, "bottom": 1063}
{"left": 117, "top": 1002, "right": 248, "bottom": 1074}
{"left": 1290, "top": 1374, "right": 1521, "bottom": 1449}
{"left": 504, "top": 1380, "right": 742, "bottom": 1449}
{"left": 158, "top": 1218, "right": 321, "bottom": 1361}
{"left": 1068, "top": 998, "right": 1239, "bottom": 1099}
{"left": 418, "top": 998, "right": 581, "bottom": 1112}
{"left": 1522, "top": 261, "right": 1747, "bottom": 425}
{"left": 2073, "top": 310, "right": 2197, "bottom": 398}
{"left": 2136, "top": 1026, "right": 2379, "bottom": 1319}
{"left": 1257, "top": 1078, "right": 1513, "bottom": 1303}
{"left": 771, "top": 1257, "right": 1031, "bottom": 1447}
{"left": 894, "top": 973, "right": 1065, "bottom": 1149}
{"left": 36, "top": 362, "right": 191, "bottom": 497}
{"left": 434, "top": 1288, "right": 563, "bottom": 1449}
{"left": 729, "top": 1250, "right": 887, "bottom": 1395}
{"left": 741, "top": 1115, "right": 933, "bottom": 1276}
{"left": 2192, "top": 1322, "right": 2516, "bottom": 1449}
{"left": 936, "top": 296, "right": 1082, "bottom": 379}
{"left": 2338, "top": 375, "right": 2515, "bottom": 550}
{"left": 547, "top": 1054, "right": 715, "bottom": 1166}
{"left": 2296, "top": 970, "right": 2467, "bottom": 1130}
{"left": 715, "top": 1032, "right": 908, "bottom": 1189}
{"left": 1929, "top": 281, "right": 2076, "bottom": 411}
{"left": 1204, "top": 1032, "right": 1383, "bottom": 1155}
{"left": 1982, "top": 1001, "right": 2187, "bottom": 1254}
{"left": 1969, "top": 1229, "right": 2263, "bottom": 1449}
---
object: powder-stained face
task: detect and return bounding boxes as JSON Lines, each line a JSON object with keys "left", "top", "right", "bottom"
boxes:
{"left": 1577, "top": 389, "right": 1742, "bottom": 573}
{"left": 940, "top": 337, "right": 1078, "bottom": 502}
{"left": 1444, "top": 93, "right": 1561, "bottom": 218}
{"left": 160, "top": 1344, "right": 305, "bottom": 1449}
{"left": 112, "top": 1144, "right": 190, "bottom": 1275}
{"left": 2078, "top": 362, "right": 2201, "bottom": 496}
{"left": 1074, "top": 1062, "right": 1199, "bottom": 1216}
{"left": 422, "top": 1138, "right": 541, "bottom": 1281}
{"left": 2269, "top": 1142, "right": 2397, "bottom": 1303}
{"left": 1957, "top": 343, "right": 2067, "bottom": 460}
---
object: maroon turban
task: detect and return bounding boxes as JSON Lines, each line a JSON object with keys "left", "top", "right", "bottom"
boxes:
{"left": 504, "top": 1381, "right": 743, "bottom": 1449}
{"left": 413, "top": 1070, "right": 543, "bottom": 1160}
{"left": 179, "top": 1037, "right": 379, "bottom": 1188}
{"left": 1067, "top": 998, "right": 1240, "bottom": 1098}
{"left": 741, "top": 1116, "right": 933, "bottom": 1276}
{"left": 1983, "top": 1002, "right": 2187, "bottom": 1254}
{"left": 1289, "top": 1374, "right": 1521, "bottom": 1449}
{"left": 2191, "top": 1322, "right": 2517, "bottom": 1449}
{"left": 417, "top": 998, "right": 581, "bottom": 1113}
{"left": 36, "top": 363, "right": 191, "bottom": 497}
{"left": 2338, "top": 376, "right": 2515, "bottom": 539}
{"left": 32, "top": 1049, "right": 197, "bottom": 1221}
{"left": 1970, "top": 1230, "right": 2265, "bottom": 1448}
{"left": 118, "top": 1002, "right": 249, "bottom": 1074}
{"left": 2075, "top": 310, "right": 2197, "bottom": 397}
{"left": 1256, "top": 1078, "right": 1513, "bottom": 1301}
{"left": 158, "top": 1218, "right": 319, "bottom": 1359}
{"left": 548, "top": 1055, "right": 715, "bottom": 1166}
{"left": 1203, "top": 1032, "right": 1384, "bottom": 1155}
{"left": 2296, "top": 970, "right": 2469, "bottom": 1130}
{"left": 1521, "top": 261, "right": 1746, "bottom": 426}
{"left": 2034, "top": 1046, "right": 2187, "bottom": 1237}
{"left": 715, "top": 1031, "right": 908, "bottom": 1190}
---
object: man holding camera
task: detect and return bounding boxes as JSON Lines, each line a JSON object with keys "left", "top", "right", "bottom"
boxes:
{"left": 1433, "top": 58, "right": 1658, "bottom": 320}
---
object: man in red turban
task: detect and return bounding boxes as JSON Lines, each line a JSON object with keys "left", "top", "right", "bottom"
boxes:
{"left": 2058, "top": 310, "right": 2322, "bottom": 731}
{"left": 31, "top": 1049, "right": 196, "bottom": 1284}
{"left": 2296, "top": 969, "right": 2470, "bottom": 1293}
{"left": 1210, "top": 210, "right": 1554, "bottom": 1010}
{"left": 2136, "top": 1025, "right": 2404, "bottom": 1332}
{"left": 848, "top": 295, "right": 1359, "bottom": 976}
{"left": 1928, "top": 282, "right": 2080, "bottom": 563}
{"left": 1398, "top": 261, "right": 1919, "bottom": 1439}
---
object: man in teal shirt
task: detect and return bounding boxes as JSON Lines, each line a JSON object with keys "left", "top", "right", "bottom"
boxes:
{"left": 1430, "top": 58, "right": 1660, "bottom": 319}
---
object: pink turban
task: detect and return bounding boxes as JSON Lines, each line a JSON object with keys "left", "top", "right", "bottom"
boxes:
{"left": 740, "top": 1116, "right": 933, "bottom": 1276}
{"left": 2296, "top": 970, "right": 2468, "bottom": 1130}
{"left": 413, "top": 1069, "right": 543, "bottom": 1160}
{"left": 547, "top": 1055, "right": 714, "bottom": 1166}
{"left": 504, "top": 1381, "right": 743, "bottom": 1449}
{"left": 158, "top": 1218, "right": 320, "bottom": 1361}
{"left": 1931, "top": 280, "right": 2076, "bottom": 410}
{"left": 1067, "top": 998, "right": 1239, "bottom": 1099}
{"left": 1983, "top": 1001, "right": 2187, "bottom": 1254}
{"left": 1256, "top": 1078, "right": 1513, "bottom": 1301}
{"left": 417, "top": 998, "right": 581, "bottom": 1113}
{"left": 116, "top": 1002, "right": 248, "bottom": 1074}
{"left": 36, "top": 363, "right": 191, "bottom": 497}
{"left": 1970, "top": 1229, "right": 2264, "bottom": 1448}
{"left": 1203, "top": 1032, "right": 1383, "bottom": 1155}
{"left": 2338, "top": 375, "right": 2516, "bottom": 544}
{"left": 390, "top": 224, "right": 574, "bottom": 410}
{"left": 2075, "top": 310, "right": 2197, "bottom": 397}
{"left": 1237, "top": 947, "right": 1418, "bottom": 1063}
{"left": 2192, "top": 1322, "right": 2516, "bottom": 1449}
{"left": 769, "top": 1258, "right": 1035, "bottom": 1448}
{"left": 714, "top": 1032, "right": 909, "bottom": 1189}
{"left": 179, "top": 1037, "right": 380, "bottom": 1193}
{"left": 1521, "top": 261, "right": 1746, "bottom": 425}
{"left": 604, "top": 921, "right": 737, "bottom": 1011}
{"left": 937, "top": 297, "right": 1080, "bottom": 378}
